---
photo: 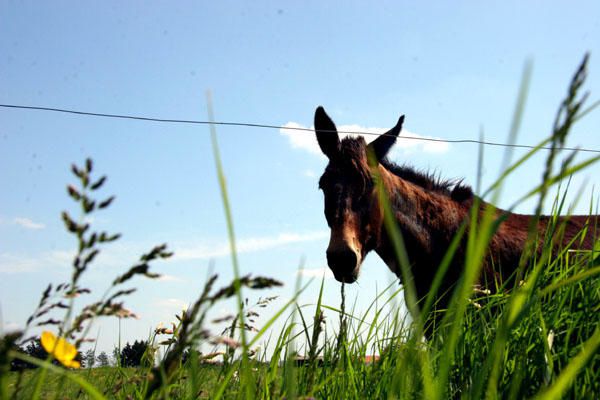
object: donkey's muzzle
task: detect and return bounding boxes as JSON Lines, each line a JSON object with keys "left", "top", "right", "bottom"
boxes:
{"left": 326, "top": 248, "right": 359, "bottom": 283}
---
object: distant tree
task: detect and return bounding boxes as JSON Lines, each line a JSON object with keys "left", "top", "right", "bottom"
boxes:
{"left": 24, "top": 340, "right": 48, "bottom": 360}
{"left": 112, "top": 347, "right": 120, "bottom": 366}
{"left": 2, "top": 333, "right": 31, "bottom": 372}
{"left": 96, "top": 351, "right": 110, "bottom": 367}
{"left": 10, "top": 338, "right": 54, "bottom": 370}
{"left": 9, "top": 338, "right": 84, "bottom": 370}
{"left": 120, "top": 340, "right": 150, "bottom": 367}
{"left": 84, "top": 349, "right": 95, "bottom": 368}
{"left": 75, "top": 350, "right": 84, "bottom": 368}
{"left": 10, "top": 349, "right": 28, "bottom": 371}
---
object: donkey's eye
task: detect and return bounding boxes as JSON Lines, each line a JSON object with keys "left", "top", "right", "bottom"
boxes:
{"left": 322, "top": 183, "right": 342, "bottom": 196}
{"left": 350, "top": 192, "right": 368, "bottom": 211}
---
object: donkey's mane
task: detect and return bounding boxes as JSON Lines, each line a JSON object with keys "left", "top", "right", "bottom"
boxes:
{"left": 338, "top": 136, "right": 474, "bottom": 202}
{"left": 381, "top": 158, "right": 474, "bottom": 202}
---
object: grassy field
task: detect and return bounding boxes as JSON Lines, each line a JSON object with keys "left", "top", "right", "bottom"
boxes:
{"left": 4, "top": 366, "right": 224, "bottom": 399}
{"left": 2, "top": 56, "right": 600, "bottom": 399}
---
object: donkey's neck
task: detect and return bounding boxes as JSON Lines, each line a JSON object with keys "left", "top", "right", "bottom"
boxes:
{"left": 371, "top": 162, "right": 600, "bottom": 307}
{"left": 374, "top": 167, "right": 470, "bottom": 292}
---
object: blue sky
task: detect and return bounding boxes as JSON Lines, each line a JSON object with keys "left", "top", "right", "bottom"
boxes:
{"left": 2, "top": 2, "right": 600, "bottom": 356}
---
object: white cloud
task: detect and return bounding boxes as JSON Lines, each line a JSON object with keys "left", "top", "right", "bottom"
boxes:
{"left": 302, "top": 169, "right": 316, "bottom": 178}
{"left": 0, "top": 254, "right": 40, "bottom": 273}
{"left": 296, "top": 266, "right": 334, "bottom": 279}
{"left": 157, "top": 274, "right": 184, "bottom": 283}
{"left": 280, "top": 122, "right": 449, "bottom": 157}
{"left": 388, "top": 131, "right": 449, "bottom": 155}
{"left": 0, "top": 243, "right": 148, "bottom": 274}
{"left": 0, "top": 231, "right": 329, "bottom": 274}
{"left": 49, "top": 250, "right": 75, "bottom": 265}
{"left": 280, "top": 122, "right": 325, "bottom": 157}
{"left": 0, "top": 250, "right": 73, "bottom": 273}
{"left": 13, "top": 217, "right": 45, "bottom": 230}
{"left": 173, "top": 231, "right": 328, "bottom": 262}
{"left": 155, "top": 298, "right": 189, "bottom": 311}
{"left": 1, "top": 321, "right": 21, "bottom": 333}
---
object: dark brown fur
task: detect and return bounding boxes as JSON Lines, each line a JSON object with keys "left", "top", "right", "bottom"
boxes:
{"left": 315, "top": 106, "right": 598, "bottom": 315}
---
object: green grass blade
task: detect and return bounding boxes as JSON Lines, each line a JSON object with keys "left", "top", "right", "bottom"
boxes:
{"left": 532, "top": 328, "right": 600, "bottom": 400}
{"left": 9, "top": 352, "right": 106, "bottom": 400}
{"left": 510, "top": 155, "right": 600, "bottom": 209}
{"left": 248, "top": 280, "right": 312, "bottom": 348}
{"left": 205, "top": 91, "right": 253, "bottom": 397}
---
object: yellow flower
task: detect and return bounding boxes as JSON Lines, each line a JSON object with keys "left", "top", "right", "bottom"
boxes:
{"left": 40, "top": 331, "right": 81, "bottom": 368}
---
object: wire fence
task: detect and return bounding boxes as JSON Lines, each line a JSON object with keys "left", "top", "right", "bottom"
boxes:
{"left": 1, "top": 103, "right": 600, "bottom": 154}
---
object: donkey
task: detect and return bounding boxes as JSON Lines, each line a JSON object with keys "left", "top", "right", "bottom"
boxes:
{"left": 315, "top": 106, "right": 597, "bottom": 319}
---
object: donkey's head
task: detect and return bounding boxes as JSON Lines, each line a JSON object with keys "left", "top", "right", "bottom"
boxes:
{"left": 315, "top": 106, "right": 404, "bottom": 283}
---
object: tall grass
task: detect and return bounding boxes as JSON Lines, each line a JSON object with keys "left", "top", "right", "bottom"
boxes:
{"left": 2, "top": 55, "right": 600, "bottom": 399}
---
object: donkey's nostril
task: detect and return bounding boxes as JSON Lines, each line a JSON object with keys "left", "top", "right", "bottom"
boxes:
{"left": 326, "top": 249, "right": 358, "bottom": 282}
{"left": 327, "top": 249, "right": 357, "bottom": 269}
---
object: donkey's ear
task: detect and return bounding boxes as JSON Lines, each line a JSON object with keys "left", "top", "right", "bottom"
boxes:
{"left": 368, "top": 114, "right": 405, "bottom": 160}
{"left": 314, "top": 106, "right": 340, "bottom": 159}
